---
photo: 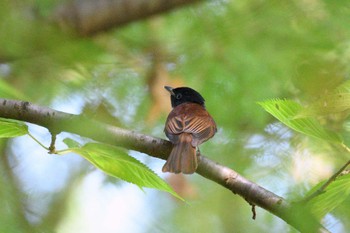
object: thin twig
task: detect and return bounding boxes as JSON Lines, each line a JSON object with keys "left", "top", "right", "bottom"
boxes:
{"left": 303, "top": 159, "right": 350, "bottom": 203}
{"left": 27, "top": 132, "right": 49, "bottom": 150}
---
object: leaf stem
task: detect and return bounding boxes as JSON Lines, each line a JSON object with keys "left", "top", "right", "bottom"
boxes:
{"left": 28, "top": 132, "right": 49, "bottom": 150}
{"left": 54, "top": 148, "right": 73, "bottom": 155}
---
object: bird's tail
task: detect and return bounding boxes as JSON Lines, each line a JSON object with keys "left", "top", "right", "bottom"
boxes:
{"left": 162, "top": 133, "right": 197, "bottom": 174}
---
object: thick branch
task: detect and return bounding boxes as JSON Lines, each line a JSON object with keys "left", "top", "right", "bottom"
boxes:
{"left": 53, "top": 0, "right": 202, "bottom": 35}
{"left": 0, "top": 98, "right": 327, "bottom": 232}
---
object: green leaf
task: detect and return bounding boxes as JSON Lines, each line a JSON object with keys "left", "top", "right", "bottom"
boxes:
{"left": 297, "top": 80, "right": 350, "bottom": 117}
{"left": 69, "top": 142, "right": 183, "bottom": 200}
{"left": 297, "top": 93, "right": 350, "bottom": 117}
{"left": 0, "top": 118, "right": 28, "bottom": 138}
{"left": 63, "top": 137, "right": 82, "bottom": 148}
{"left": 258, "top": 99, "right": 342, "bottom": 143}
{"left": 306, "top": 173, "right": 350, "bottom": 218}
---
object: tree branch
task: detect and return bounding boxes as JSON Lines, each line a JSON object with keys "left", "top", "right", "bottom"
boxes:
{"left": 53, "top": 0, "right": 202, "bottom": 35}
{"left": 0, "top": 98, "right": 328, "bottom": 232}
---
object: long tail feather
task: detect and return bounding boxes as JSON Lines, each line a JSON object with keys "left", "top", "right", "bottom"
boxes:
{"left": 162, "top": 133, "right": 197, "bottom": 174}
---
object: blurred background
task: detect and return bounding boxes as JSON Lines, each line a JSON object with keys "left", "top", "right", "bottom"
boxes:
{"left": 0, "top": 0, "right": 350, "bottom": 232}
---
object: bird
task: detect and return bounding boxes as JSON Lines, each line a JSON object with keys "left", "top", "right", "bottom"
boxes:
{"left": 163, "top": 86, "right": 217, "bottom": 174}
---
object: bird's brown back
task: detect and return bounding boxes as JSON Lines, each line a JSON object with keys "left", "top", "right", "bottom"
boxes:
{"left": 164, "top": 103, "right": 217, "bottom": 147}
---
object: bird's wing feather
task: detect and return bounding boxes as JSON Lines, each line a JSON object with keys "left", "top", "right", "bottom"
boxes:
{"left": 165, "top": 114, "right": 216, "bottom": 146}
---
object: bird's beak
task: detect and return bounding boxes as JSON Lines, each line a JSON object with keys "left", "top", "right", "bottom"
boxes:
{"left": 164, "top": 86, "right": 175, "bottom": 96}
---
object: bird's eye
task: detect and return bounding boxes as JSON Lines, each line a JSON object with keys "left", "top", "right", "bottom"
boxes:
{"left": 176, "top": 93, "right": 182, "bottom": 99}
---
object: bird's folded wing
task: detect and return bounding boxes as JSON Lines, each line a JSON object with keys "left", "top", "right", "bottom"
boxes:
{"left": 165, "top": 115, "right": 216, "bottom": 146}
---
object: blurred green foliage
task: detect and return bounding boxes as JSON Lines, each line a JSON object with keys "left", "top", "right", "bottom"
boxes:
{"left": 1, "top": 0, "right": 350, "bottom": 232}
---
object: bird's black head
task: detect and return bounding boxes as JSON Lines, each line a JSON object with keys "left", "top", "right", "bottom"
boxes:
{"left": 164, "top": 86, "right": 205, "bottom": 108}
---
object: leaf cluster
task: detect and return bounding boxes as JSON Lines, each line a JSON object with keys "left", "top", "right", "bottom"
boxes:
{"left": 259, "top": 80, "right": 350, "bottom": 222}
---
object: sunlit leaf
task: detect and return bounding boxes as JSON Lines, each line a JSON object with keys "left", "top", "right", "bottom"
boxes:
{"left": 296, "top": 93, "right": 350, "bottom": 118}
{"left": 258, "top": 99, "right": 342, "bottom": 143}
{"left": 296, "top": 80, "right": 350, "bottom": 117}
{"left": 297, "top": 93, "right": 350, "bottom": 117}
{"left": 67, "top": 142, "right": 183, "bottom": 200}
{"left": 0, "top": 118, "right": 28, "bottom": 138}
{"left": 306, "top": 173, "right": 350, "bottom": 218}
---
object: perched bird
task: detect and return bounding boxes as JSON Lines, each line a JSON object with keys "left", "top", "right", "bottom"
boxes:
{"left": 163, "top": 86, "right": 217, "bottom": 174}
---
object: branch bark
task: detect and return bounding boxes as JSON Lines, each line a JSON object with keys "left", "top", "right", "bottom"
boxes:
{"left": 53, "top": 0, "right": 202, "bottom": 35}
{"left": 0, "top": 98, "right": 328, "bottom": 232}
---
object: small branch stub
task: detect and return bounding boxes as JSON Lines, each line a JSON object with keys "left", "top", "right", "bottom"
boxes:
{"left": 48, "top": 133, "right": 57, "bottom": 154}
{"left": 251, "top": 204, "right": 257, "bottom": 220}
